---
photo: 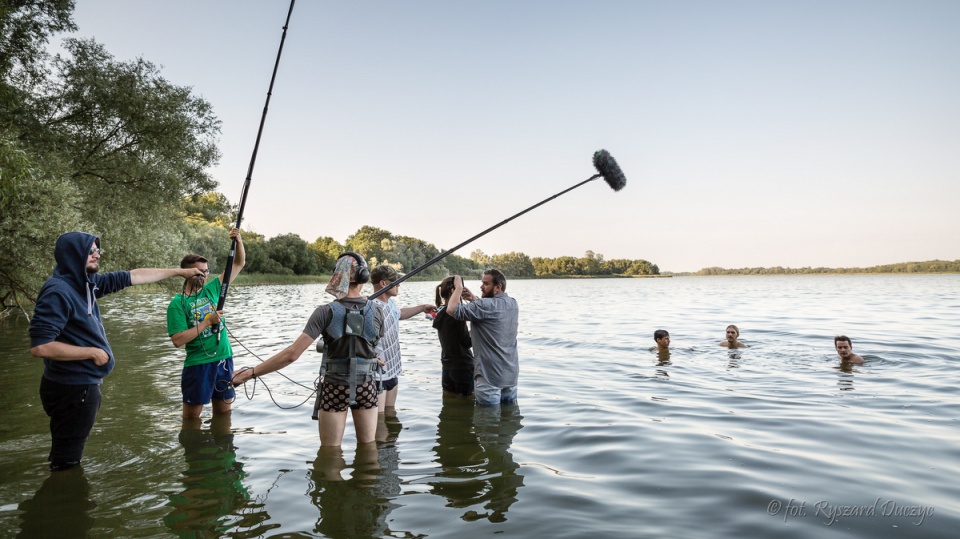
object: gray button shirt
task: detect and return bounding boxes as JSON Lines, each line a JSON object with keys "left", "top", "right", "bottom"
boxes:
{"left": 452, "top": 292, "right": 519, "bottom": 387}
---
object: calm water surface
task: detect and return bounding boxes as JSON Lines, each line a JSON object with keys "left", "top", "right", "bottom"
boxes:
{"left": 1, "top": 275, "right": 959, "bottom": 538}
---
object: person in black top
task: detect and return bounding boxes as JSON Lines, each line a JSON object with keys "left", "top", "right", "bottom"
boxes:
{"left": 432, "top": 276, "right": 475, "bottom": 396}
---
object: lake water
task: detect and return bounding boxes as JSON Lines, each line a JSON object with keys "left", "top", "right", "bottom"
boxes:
{"left": 1, "top": 275, "right": 958, "bottom": 538}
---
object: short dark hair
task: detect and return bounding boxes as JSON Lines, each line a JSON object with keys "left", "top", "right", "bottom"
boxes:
{"left": 370, "top": 264, "right": 400, "bottom": 283}
{"left": 654, "top": 329, "right": 669, "bottom": 341}
{"left": 834, "top": 335, "right": 852, "bottom": 347}
{"left": 180, "top": 254, "right": 208, "bottom": 269}
{"left": 484, "top": 268, "right": 506, "bottom": 291}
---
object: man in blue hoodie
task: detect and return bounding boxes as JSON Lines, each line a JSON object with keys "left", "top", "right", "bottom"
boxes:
{"left": 29, "top": 231, "right": 204, "bottom": 471}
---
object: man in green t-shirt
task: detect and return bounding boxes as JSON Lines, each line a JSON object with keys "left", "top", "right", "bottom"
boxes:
{"left": 167, "top": 228, "right": 245, "bottom": 419}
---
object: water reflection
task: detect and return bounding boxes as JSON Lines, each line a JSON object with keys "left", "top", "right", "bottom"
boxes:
{"left": 655, "top": 350, "right": 672, "bottom": 378}
{"left": 727, "top": 351, "right": 742, "bottom": 367}
{"left": 18, "top": 466, "right": 95, "bottom": 538}
{"left": 164, "top": 416, "right": 250, "bottom": 537}
{"left": 834, "top": 361, "right": 858, "bottom": 391}
{"left": 308, "top": 443, "right": 400, "bottom": 538}
{"left": 430, "top": 396, "right": 524, "bottom": 523}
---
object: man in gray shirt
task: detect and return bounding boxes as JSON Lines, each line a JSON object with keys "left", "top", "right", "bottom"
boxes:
{"left": 447, "top": 269, "right": 519, "bottom": 405}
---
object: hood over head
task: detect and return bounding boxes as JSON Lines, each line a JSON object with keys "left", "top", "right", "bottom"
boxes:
{"left": 54, "top": 232, "right": 99, "bottom": 287}
{"left": 53, "top": 232, "right": 101, "bottom": 316}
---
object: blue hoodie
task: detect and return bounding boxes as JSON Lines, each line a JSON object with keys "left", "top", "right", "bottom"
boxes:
{"left": 29, "top": 232, "right": 132, "bottom": 385}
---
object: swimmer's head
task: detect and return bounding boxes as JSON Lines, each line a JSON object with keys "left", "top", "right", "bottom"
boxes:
{"left": 654, "top": 329, "right": 670, "bottom": 350}
{"left": 726, "top": 325, "right": 739, "bottom": 338}
{"left": 834, "top": 335, "right": 855, "bottom": 360}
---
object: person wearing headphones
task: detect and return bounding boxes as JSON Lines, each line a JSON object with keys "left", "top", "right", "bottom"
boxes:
{"left": 232, "top": 253, "right": 385, "bottom": 446}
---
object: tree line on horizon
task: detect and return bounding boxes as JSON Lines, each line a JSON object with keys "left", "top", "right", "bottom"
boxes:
{"left": 687, "top": 260, "right": 960, "bottom": 275}
{"left": 4, "top": 4, "right": 953, "bottom": 319}
{"left": 0, "top": 2, "right": 661, "bottom": 320}
{"left": 179, "top": 194, "right": 661, "bottom": 283}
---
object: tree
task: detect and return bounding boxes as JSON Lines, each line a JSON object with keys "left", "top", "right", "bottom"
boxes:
{"left": 470, "top": 249, "right": 491, "bottom": 268}
{"left": 181, "top": 192, "right": 233, "bottom": 226}
{"left": 267, "top": 233, "right": 317, "bottom": 275}
{"left": 0, "top": 0, "right": 76, "bottom": 101}
{"left": 236, "top": 231, "right": 281, "bottom": 274}
{"left": 490, "top": 252, "right": 535, "bottom": 278}
{"left": 178, "top": 220, "right": 232, "bottom": 272}
{"left": 391, "top": 235, "right": 442, "bottom": 277}
{"left": 1, "top": 31, "right": 222, "bottom": 312}
{"left": 308, "top": 236, "right": 344, "bottom": 273}
{"left": 444, "top": 252, "right": 482, "bottom": 278}
{"left": 0, "top": 129, "right": 82, "bottom": 317}
{"left": 603, "top": 259, "right": 633, "bottom": 275}
{"left": 345, "top": 226, "right": 391, "bottom": 264}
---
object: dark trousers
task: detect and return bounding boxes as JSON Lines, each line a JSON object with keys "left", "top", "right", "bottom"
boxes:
{"left": 39, "top": 377, "right": 102, "bottom": 470}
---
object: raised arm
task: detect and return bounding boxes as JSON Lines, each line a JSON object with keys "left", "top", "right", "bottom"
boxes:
{"left": 446, "top": 276, "right": 464, "bottom": 316}
{"left": 221, "top": 228, "right": 245, "bottom": 285}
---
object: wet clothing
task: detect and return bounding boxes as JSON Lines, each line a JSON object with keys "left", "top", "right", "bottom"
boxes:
{"left": 304, "top": 297, "right": 385, "bottom": 409}
{"left": 39, "top": 378, "right": 101, "bottom": 469}
{"left": 166, "top": 277, "right": 232, "bottom": 367}
{"left": 380, "top": 377, "right": 399, "bottom": 392}
{"left": 451, "top": 292, "right": 519, "bottom": 388}
{"left": 167, "top": 276, "right": 235, "bottom": 406}
{"left": 29, "top": 232, "right": 132, "bottom": 469}
{"left": 474, "top": 373, "right": 517, "bottom": 406}
{"left": 319, "top": 380, "right": 379, "bottom": 412}
{"left": 181, "top": 358, "right": 235, "bottom": 405}
{"left": 304, "top": 297, "right": 384, "bottom": 385}
{"left": 433, "top": 307, "right": 475, "bottom": 395}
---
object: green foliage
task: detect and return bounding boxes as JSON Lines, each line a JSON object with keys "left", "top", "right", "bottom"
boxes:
{"left": 1, "top": 14, "right": 222, "bottom": 313}
{"left": 344, "top": 225, "right": 392, "bottom": 264}
{"left": 444, "top": 252, "right": 483, "bottom": 279}
{"left": 531, "top": 253, "right": 659, "bottom": 277}
{"left": 385, "top": 235, "right": 442, "bottom": 277}
{"left": 0, "top": 128, "right": 82, "bottom": 314}
{"left": 470, "top": 249, "right": 491, "bottom": 267}
{"left": 237, "top": 232, "right": 285, "bottom": 274}
{"left": 345, "top": 226, "right": 473, "bottom": 280}
{"left": 491, "top": 252, "right": 536, "bottom": 278}
{"left": 0, "top": 0, "right": 76, "bottom": 83}
{"left": 691, "top": 260, "right": 960, "bottom": 276}
{"left": 266, "top": 233, "right": 317, "bottom": 276}
{"left": 181, "top": 192, "right": 234, "bottom": 226}
{"left": 177, "top": 220, "right": 232, "bottom": 272}
{"left": 308, "top": 236, "right": 344, "bottom": 273}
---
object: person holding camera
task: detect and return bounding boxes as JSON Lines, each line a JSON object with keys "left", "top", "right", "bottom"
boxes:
{"left": 166, "top": 228, "right": 245, "bottom": 420}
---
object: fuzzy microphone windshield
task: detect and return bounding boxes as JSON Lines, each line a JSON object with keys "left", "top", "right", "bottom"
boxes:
{"left": 593, "top": 149, "right": 627, "bottom": 191}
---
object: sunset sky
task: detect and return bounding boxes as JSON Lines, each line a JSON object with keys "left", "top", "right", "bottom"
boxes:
{"left": 63, "top": 0, "right": 960, "bottom": 272}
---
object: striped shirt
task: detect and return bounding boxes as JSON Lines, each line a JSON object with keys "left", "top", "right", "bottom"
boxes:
{"left": 375, "top": 297, "right": 402, "bottom": 380}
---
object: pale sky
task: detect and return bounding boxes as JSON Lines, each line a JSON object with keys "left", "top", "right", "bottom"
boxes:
{"left": 64, "top": 0, "right": 959, "bottom": 273}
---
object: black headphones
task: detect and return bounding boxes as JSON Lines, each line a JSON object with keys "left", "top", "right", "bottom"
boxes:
{"left": 338, "top": 252, "right": 370, "bottom": 284}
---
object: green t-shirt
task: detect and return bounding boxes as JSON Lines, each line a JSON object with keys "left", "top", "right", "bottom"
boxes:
{"left": 166, "top": 276, "right": 232, "bottom": 367}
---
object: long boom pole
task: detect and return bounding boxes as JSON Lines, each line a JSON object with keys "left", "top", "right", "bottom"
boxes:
{"left": 215, "top": 0, "right": 296, "bottom": 340}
